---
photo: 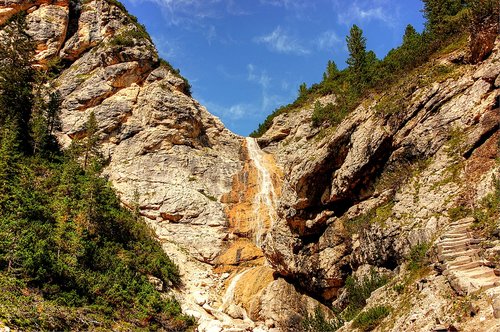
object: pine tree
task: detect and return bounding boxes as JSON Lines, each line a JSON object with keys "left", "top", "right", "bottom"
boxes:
{"left": 298, "top": 82, "right": 308, "bottom": 98}
{"left": 364, "top": 50, "right": 379, "bottom": 86}
{"left": 323, "top": 60, "right": 339, "bottom": 81}
{"left": 82, "top": 111, "right": 101, "bottom": 170}
{"left": 422, "top": 0, "right": 465, "bottom": 35}
{"left": 31, "top": 88, "right": 61, "bottom": 155}
{"left": 346, "top": 24, "right": 368, "bottom": 92}
{"left": 0, "top": 13, "right": 35, "bottom": 153}
{"left": 0, "top": 122, "right": 20, "bottom": 208}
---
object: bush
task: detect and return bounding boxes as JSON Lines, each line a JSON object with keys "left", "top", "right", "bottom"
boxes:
{"left": 302, "top": 306, "right": 343, "bottom": 332}
{"left": 408, "top": 242, "right": 430, "bottom": 272}
{"left": 344, "top": 202, "right": 394, "bottom": 235}
{"left": 342, "top": 269, "right": 390, "bottom": 321}
{"left": 352, "top": 305, "right": 391, "bottom": 331}
{"left": 110, "top": 27, "right": 150, "bottom": 47}
{"left": 472, "top": 176, "right": 500, "bottom": 237}
{"left": 158, "top": 58, "right": 192, "bottom": 96}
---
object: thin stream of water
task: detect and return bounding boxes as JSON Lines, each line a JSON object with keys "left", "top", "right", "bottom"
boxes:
{"left": 245, "top": 137, "right": 278, "bottom": 247}
{"left": 219, "top": 268, "right": 253, "bottom": 311}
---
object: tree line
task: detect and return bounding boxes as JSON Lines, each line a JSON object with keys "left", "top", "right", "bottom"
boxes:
{"left": 0, "top": 13, "right": 193, "bottom": 331}
{"left": 250, "top": 0, "right": 499, "bottom": 136}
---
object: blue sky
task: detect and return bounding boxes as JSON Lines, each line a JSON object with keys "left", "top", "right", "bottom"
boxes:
{"left": 122, "top": 0, "right": 425, "bottom": 136}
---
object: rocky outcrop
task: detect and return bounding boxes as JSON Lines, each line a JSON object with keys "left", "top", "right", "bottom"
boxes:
{"left": 0, "top": 1, "right": 335, "bottom": 330}
{"left": 436, "top": 217, "right": 500, "bottom": 295}
{"left": 469, "top": 4, "right": 500, "bottom": 64}
{"left": 1, "top": 0, "right": 244, "bottom": 263}
{"left": 3, "top": 0, "right": 499, "bottom": 330}
{"left": 260, "top": 36, "right": 500, "bottom": 309}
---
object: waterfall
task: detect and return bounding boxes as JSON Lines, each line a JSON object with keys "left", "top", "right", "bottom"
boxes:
{"left": 245, "top": 137, "right": 277, "bottom": 247}
{"left": 219, "top": 268, "right": 252, "bottom": 311}
{"left": 216, "top": 139, "right": 279, "bottom": 317}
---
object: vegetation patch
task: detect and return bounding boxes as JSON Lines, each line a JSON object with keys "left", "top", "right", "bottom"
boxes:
{"left": 250, "top": 0, "right": 488, "bottom": 138}
{"left": 352, "top": 305, "right": 391, "bottom": 331}
{"left": 105, "top": 0, "right": 128, "bottom": 12}
{"left": 448, "top": 205, "right": 472, "bottom": 222}
{"left": 393, "top": 283, "right": 405, "bottom": 294}
{"left": 472, "top": 177, "right": 500, "bottom": 238}
{"left": 158, "top": 58, "right": 192, "bottom": 96}
{"left": 199, "top": 189, "right": 218, "bottom": 202}
{"left": 311, "top": 100, "right": 350, "bottom": 128}
{"left": 0, "top": 16, "right": 194, "bottom": 331}
{"left": 407, "top": 242, "right": 431, "bottom": 273}
{"left": 110, "top": 27, "right": 151, "bottom": 48}
{"left": 302, "top": 306, "right": 344, "bottom": 332}
{"left": 345, "top": 201, "right": 394, "bottom": 235}
{"left": 341, "top": 269, "right": 390, "bottom": 322}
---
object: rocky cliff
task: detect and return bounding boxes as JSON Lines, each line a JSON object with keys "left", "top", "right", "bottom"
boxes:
{"left": 1, "top": 0, "right": 499, "bottom": 331}
{"left": 1, "top": 0, "right": 244, "bottom": 264}
{"left": 259, "top": 35, "right": 499, "bottom": 330}
{"left": 0, "top": 1, "right": 332, "bottom": 331}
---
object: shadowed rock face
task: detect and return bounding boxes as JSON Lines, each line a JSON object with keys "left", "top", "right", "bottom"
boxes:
{"left": 260, "top": 37, "right": 500, "bottom": 302}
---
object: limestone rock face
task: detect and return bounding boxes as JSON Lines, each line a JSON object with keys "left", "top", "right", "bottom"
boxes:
{"left": 1, "top": 0, "right": 243, "bottom": 264}
{"left": 261, "top": 37, "right": 500, "bottom": 301}
{"left": 3, "top": 0, "right": 500, "bottom": 330}
{"left": 0, "top": 0, "right": 70, "bottom": 63}
{"left": 257, "top": 278, "right": 334, "bottom": 331}
{"left": 26, "top": 3, "right": 69, "bottom": 62}
{"left": 1, "top": 1, "right": 334, "bottom": 329}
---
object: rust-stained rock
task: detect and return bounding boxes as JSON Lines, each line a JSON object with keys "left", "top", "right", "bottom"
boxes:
{"left": 215, "top": 238, "right": 266, "bottom": 273}
{"left": 223, "top": 137, "right": 282, "bottom": 247}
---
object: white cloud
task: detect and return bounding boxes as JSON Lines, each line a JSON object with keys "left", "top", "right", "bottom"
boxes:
{"left": 333, "top": 0, "right": 399, "bottom": 27}
{"left": 151, "top": 34, "right": 179, "bottom": 59}
{"left": 202, "top": 100, "right": 249, "bottom": 120}
{"left": 254, "top": 26, "right": 310, "bottom": 55}
{"left": 259, "top": 0, "right": 314, "bottom": 20}
{"left": 315, "top": 30, "right": 341, "bottom": 51}
{"left": 259, "top": 0, "right": 311, "bottom": 10}
{"left": 281, "top": 80, "right": 289, "bottom": 91}
{"left": 128, "top": 0, "right": 249, "bottom": 26}
{"left": 205, "top": 25, "right": 217, "bottom": 45}
{"left": 199, "top": 63, "right": 294, "bottom": 134}
{"left": 247, "top": 64, "right": 271, "bottom": 89}
{"left": 246, "top": 63, "right": 286, "bottom": 112}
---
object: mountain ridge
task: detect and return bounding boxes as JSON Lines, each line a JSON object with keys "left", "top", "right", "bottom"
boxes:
{"left": 0, "top": 0, "right": 499, "bottom": 331}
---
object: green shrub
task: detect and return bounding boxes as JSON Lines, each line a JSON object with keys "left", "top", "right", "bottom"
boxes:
{"left": 342, "top": 269, "right": 390, "bottom": 321}
{"left": 393, "top": 283, "right": 405, "bottom": 294}
{"left": 352, "top": 305, "right": 391, "bottom": 331}
{"left": 408, "top": 242, "right": 430, "bottom": 272}
{"left": 302, "top": 306, "right": 343, "bottom": 332}
{"left": 158, "top": 58, "right": 192, "bottom": 96}
{"left": 472, "top": 177, "right": 500, "bottom": 237}
{"left": 448, "top": 206, "right": 471, "bottom": 222}
{"left": 105, "top": 0, "right": 127, "bottom": 12}
{"left": 110, "top": 27, "right": 150, "bottom": 47}
{"left": 344, "top": 202, "right": 394, "bottom": 235}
